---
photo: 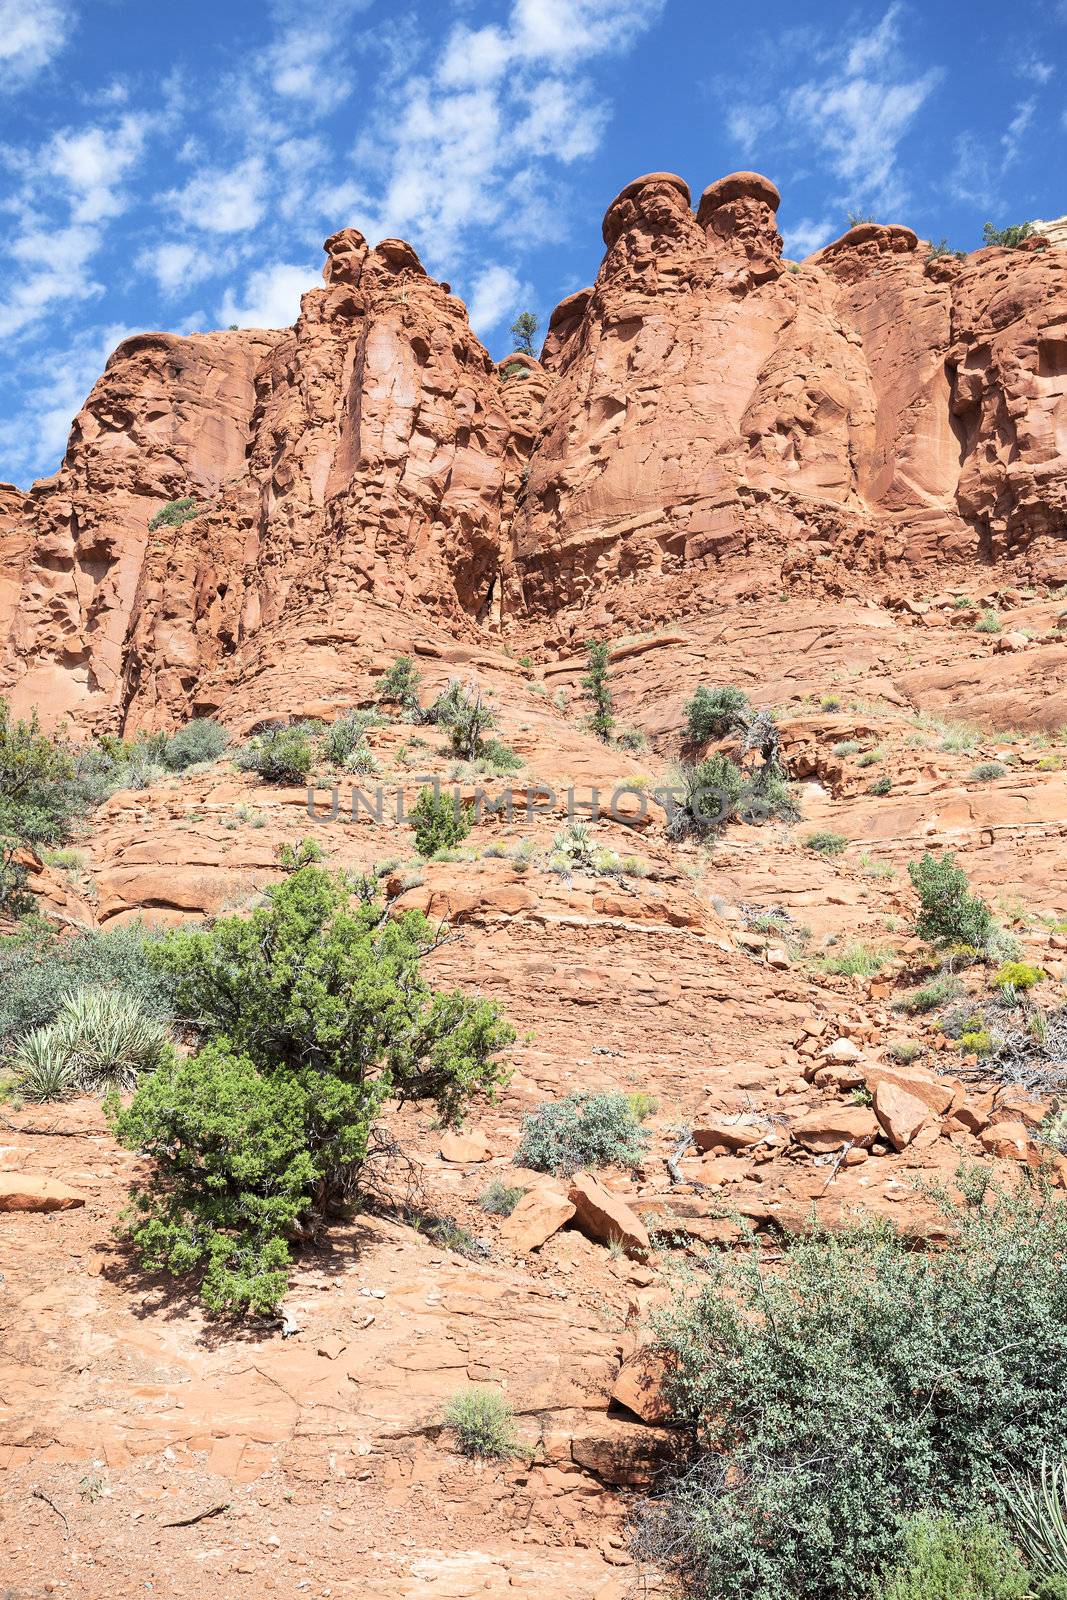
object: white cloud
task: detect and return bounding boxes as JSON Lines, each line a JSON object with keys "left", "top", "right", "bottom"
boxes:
{"left": 337, "top": 0, "right": 664, "bottom": 275}
{"left": 0, "top": 322, "right": 136, "bottom": 482}
{"left": 166, "top": 157, "right": 269, "bottom": 233}
{"left": 1002, "top": 98, "right": 1035, "bottom": 164}
{"left": 465, "top": 264, "right": 525, "bottom": 334}
{"left": 782, "top": 216, "right": 837, "bottom": 259}
{"left": 219, "top": 261, "right": 318, "bottom": 329}
{"left": 512, "top": 0, "right": 665, "bottom": 63}
{"left": 266, "top": 25, "right": 357, "bottom": 110}
{"left": 136, "top": 240, "right": 222, "bottom": 297}
{"left": 0, "top": 0, "right": 74, "bottom": 91}
{"left": 0, "top": 224, "right": 102, "bottom": 339}
{"left": 717, "top": 6, "right": 940, "bottom": 215}
{"left": 48, "top": 113, "right": 150, "bottom": 223}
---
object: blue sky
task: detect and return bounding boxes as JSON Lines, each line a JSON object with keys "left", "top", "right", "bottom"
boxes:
{"left": 1, "top": 0, "right": 1064, "bottom": 488}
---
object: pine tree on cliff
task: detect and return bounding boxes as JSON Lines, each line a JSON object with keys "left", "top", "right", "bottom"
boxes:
{"left": 510, "top": 311, "right": 540, "bottom": 357}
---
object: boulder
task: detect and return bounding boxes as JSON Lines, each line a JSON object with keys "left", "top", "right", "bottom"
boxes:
{"left": 979, "top": 1121, "right": 1032, "bottom": 1160}
{"left": 821, "top": 1037, "right": 862, "bottom": 1063}
{"left": 611, "top": 1348, "right": 672, "bottom": 1424}
{"left": 500, "top": 1185, "right": 575, "bottom": 1252}
{"left": 791, "top": 1105, "right": 879, "bottom": 1153}
{"left": 0, "top": 1175, "right": 87, "bottom": 1212}
{"left": 873, "top": 1081, "right": 932, "bottom": 1151}
{"left": 568, "top": 1173, "right": 651, "bottom": 1256}
{"left": 692, "top": 1118, "right": 765, "bottom": 1152}
{"left": 439, "top": 1129, "right": 492, "bottom": 1164}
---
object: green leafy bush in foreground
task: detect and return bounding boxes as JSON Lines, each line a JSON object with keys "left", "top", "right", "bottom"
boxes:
{"left": 644, "top": 1170, "right": 1067, "bottom": 1600}
{"left": 111, "top": 866, "right": 513, "bottom": 1316}
{"left": 517, "top": 1089, "right": 650, "bottom": 1176}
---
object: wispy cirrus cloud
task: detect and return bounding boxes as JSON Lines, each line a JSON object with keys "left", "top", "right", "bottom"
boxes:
{"left": 719, "top": 4, "right": 941, "bottom": 217}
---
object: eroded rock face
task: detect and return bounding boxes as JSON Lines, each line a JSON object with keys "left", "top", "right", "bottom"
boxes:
{"left": 2, "top": 174, "right": 1066, "bottom": 730}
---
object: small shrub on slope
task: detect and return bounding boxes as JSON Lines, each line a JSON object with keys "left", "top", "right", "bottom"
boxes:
{"left": 411, "top": 787, "right": 473, "bottom": 857}
{"left": 441, "top": 1388, "right": 518, "bottom": 1459}
{"left": 111, "top": 866, "right": 512, "bottom": 1316}
{"left": 908, "top": 852, "right": 993, "bottom": 951}
{"left": 684, "top": 685, "right": 752, "bottom": 743}
{"left": 517, "top": 1090, "right": 649, "bottom": 1176}
{"left": 873, "top": 1513, "right": 1028, "bottom": 1600}
{"left": 162, "top": 718, "right": 229, "bottom": 771}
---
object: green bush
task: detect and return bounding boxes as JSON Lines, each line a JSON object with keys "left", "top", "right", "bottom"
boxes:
{"left": 889, "top": 972, "right": 966, "bottom": 1011}
{"left": 148, "top": 496, "right": 201, "bottom": 532}
{"left": 9, "top": 1027, "right": 78, "bottom": 1102}
{"left": 976, "top": 609, "right": 1002, "bottom": 635}
{"left": 648, "top": 1172, "right": 1067, "bottom": 1600}
{"left": 833, "top": 740, "right": 861, "bottom": 757}
{"left": 582, "top": 642, "right": 614, "bottom": 741}
{"left": 479, "top": 1180, "right": 526, "bottom": 1216}
{"left": 995, "top": 961, "right": 1045, "bottom": 993}
{"left": 111, "top": 867, "right": 513, "bottom": 1315}
{"left": 377, "top": 656, "right": 422, "bottom": 713}
{"left": 970, "top": 762, "right": 1008, "bottom": 783}
{"left": 802, "top": 831, "right": 847, "bottom": 856}
{"left": 1035, "top": 1579, "right": 1067, "bottom": 1600}
{"left": 411, "top": 787, "right": 473, "bottom": 857}
{"left": 858, "top": 748, "right": 884, "bottom": 767}
{"left": 983, "top": 221, "right": 1034, "bottom": 249}
{"left": 868, "top": 775, "right": 893, "bottom": 796}
{"left": 0, "top": 699, "right": 82, "bottom": 846}
{"left": 275, "top": 837, "right": 324, "bottom": 871}
{"left": 234, "top": 726, "right": 314, "bottom": 784}
{"left": 684, "top": 685, "right": 752, "bottom": 743}
{"left": 162, "top": 718, "right": 229, "bottom": 771}
{"left": 479, "top": 737, "right": 522, "bottom": 773}
{"left": 450, "top": 691, "right": 498, "bottom": 760}
{"left": 873, "top": 1513, "right": 1029, "bottom": 1600}
{"left": 320, "top": 710, "right": 385, "bottom": 768}
{"left": 668, "top": 753, "right": 799, "bottom": 838}
{"left": 517, "top": 1090, "right": 649, "bottom": 1176}
{"left": 441, "top": 1387, "right": 518, "bottom": 1458}
{"left": 908, "top": 852, "right": 993, "bottom": 951}
{"left": 0, "top": 922, "right": 172, "bottom": 1048}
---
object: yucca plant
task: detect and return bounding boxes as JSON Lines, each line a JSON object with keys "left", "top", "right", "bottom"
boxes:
{"left": 1007, "top": 1451, "right": 1067, "bottom": 1578}
{"left": 51, "top": 988, "right": 168, "bottom": 1091}
{"left": 10, "top": 1027, "right": 77, "bottom": 1102}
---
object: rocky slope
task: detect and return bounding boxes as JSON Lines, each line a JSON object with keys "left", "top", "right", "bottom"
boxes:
{"left": 1, "top": 172, "right": 1065, "bottom": 733}
{"left": 3, "top": 174, "right": 1067, "bottom": 1599}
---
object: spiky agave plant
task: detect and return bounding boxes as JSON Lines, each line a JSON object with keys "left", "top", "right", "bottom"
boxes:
{"left": 51, "top": 988, "right": 168, "bottom": 1091}
{"left": 10, "top": 1026, "right": 77, "bottom": 1103}
{"left": 1008, "top": 1451, "right": 1067, "bottom": 1579}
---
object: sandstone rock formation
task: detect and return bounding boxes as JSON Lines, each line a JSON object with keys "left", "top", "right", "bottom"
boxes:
{"left": 1, "top": 173, "right": 1065, "bottom": 733}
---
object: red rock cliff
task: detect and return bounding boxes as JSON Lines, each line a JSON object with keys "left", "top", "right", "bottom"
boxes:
{"left": 2, "top": 173, "right": 1065, "bottom": 730}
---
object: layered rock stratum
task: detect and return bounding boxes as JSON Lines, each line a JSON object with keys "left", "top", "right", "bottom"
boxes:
{"left": 2, "top": 171, "right": 1065, "bottom": 732}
